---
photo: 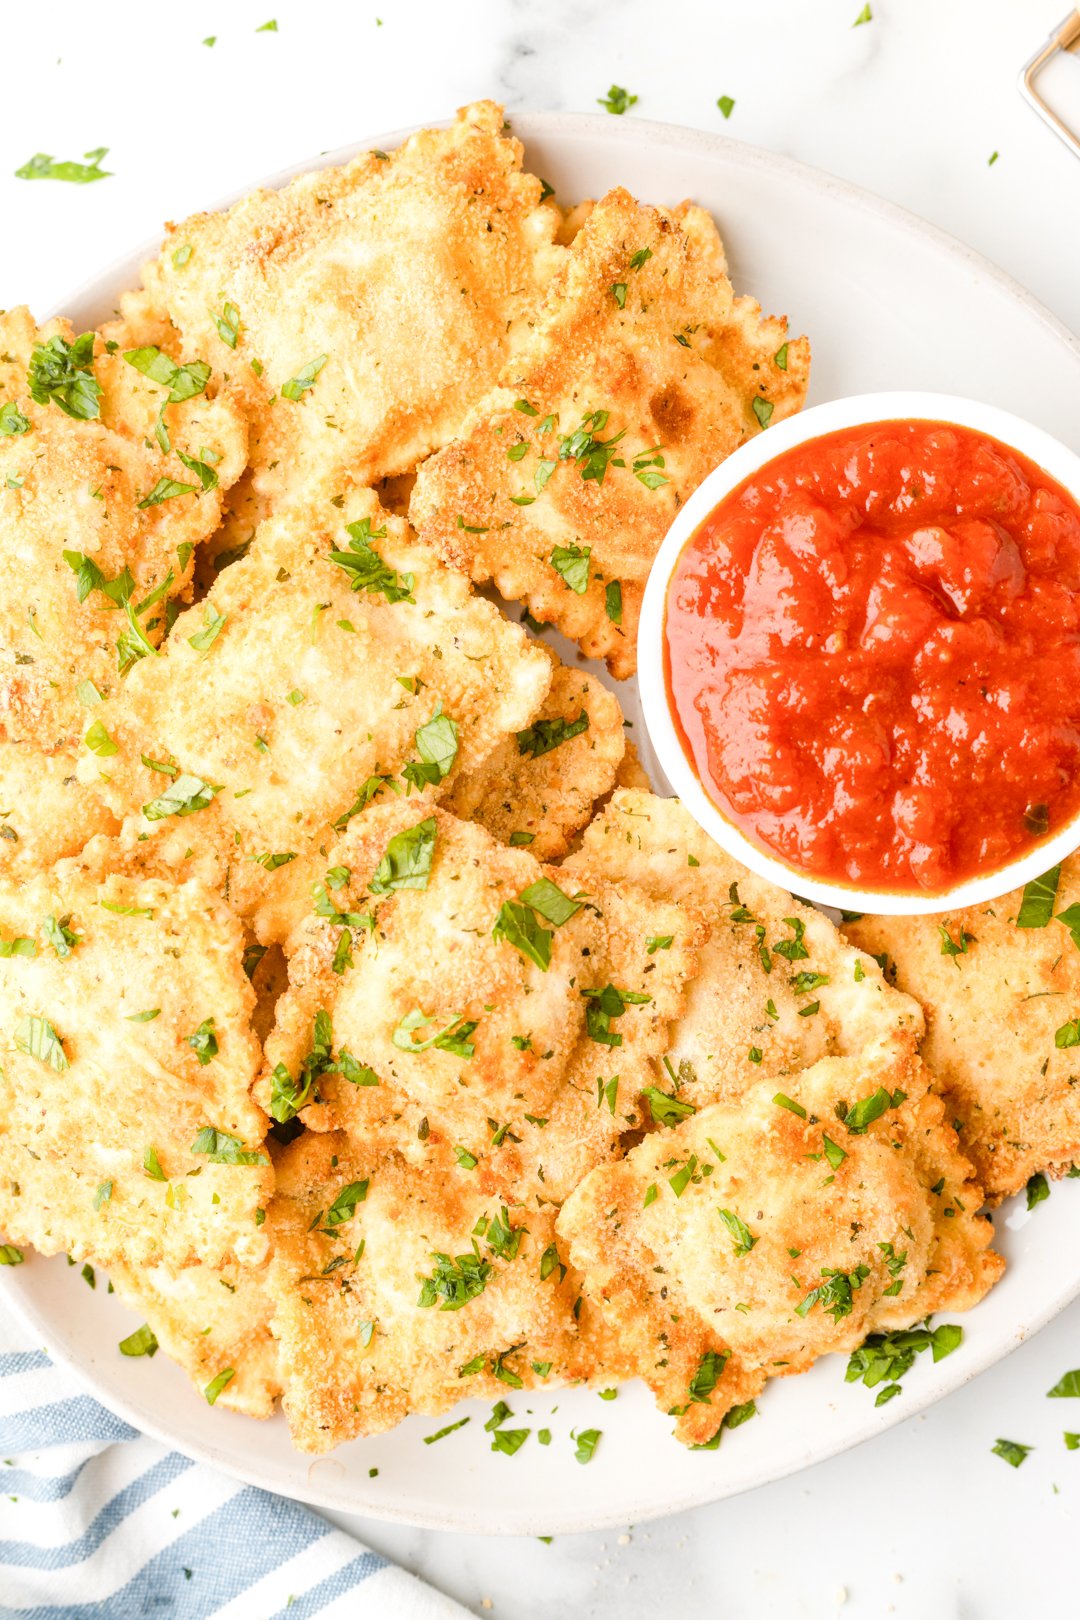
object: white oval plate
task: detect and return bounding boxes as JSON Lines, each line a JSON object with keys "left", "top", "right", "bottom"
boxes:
{"left": 4, "top": 113, "right": 1080, "bottom": 1537}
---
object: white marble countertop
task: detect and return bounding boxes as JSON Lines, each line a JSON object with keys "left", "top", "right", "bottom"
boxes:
{"left": 3, "top": 0, "right": 1080, "bottom": 1614}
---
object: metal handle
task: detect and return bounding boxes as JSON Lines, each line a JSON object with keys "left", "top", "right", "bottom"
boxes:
{"left": 1019, "top": 9, "right": 1080, "bottom": 159}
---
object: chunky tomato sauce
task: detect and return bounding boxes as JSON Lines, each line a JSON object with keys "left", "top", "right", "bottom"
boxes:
{"left": 665, "top": 420, "right": 1080, "bottom": 894}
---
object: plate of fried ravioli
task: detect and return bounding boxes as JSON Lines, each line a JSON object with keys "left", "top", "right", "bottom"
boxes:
{"left": 3, "top": 102, "right": 1080, "bottom": 1535}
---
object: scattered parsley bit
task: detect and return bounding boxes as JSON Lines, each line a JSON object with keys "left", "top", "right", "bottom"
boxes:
{"left": 989, "top": 151, "right": 999, "bottom": 166}
{"left": 16, "top": 147, "right": 110, "bottom": 184}
{"left": 643, "top": 1086, "right": 696, "bottom": 1127}
{"left": 125, "top": 1008, "right": 159, "bottom": 1023}
{"left": 215, "top": 303, "right": 241, "bottom": 349}
{"left": 796, "top": 1264, "right": 869, "bottom": 1322}
{"left": 516, "top": 711, "right": 589, "bottom": 758}
{"left": 853, "top": 2, "right": 872, "bottom": 22}
{"left": 119, "top": 1324, "right": 158, "bottom": 1358}
{"left": 393, "top": 1009, "right": 477, "bottom": 1059}
{"left": 938, "top": 922, "right": 973, "bottom": 959}
{"left": 28, "top": 333, "right": 101, "bottom": 421}
{"left": 42, "top": 915, "right": 80, "bottom": 959}
{"left": 370, "top": 816, "right": 436, "bottom": 894}
{"left": 1017, "top": 866, "right": 1060, "bottom": 928}
{"left": 718, "top": 1209, "right": 757, "bottom": 1256}
{"left": 1027, "top": 1171, "right": 1050, "bottom": 1210}
{"left": 252, "top": 851, "right": 298, "bottom": 871}
{"left": 94, "top": 1181, "right": 113, "bottom": 1210}
{"left": 0, "top": 936, "right": 36, "bottom": 959}
{"left": 558, "top": 410, "right": 626, "bottom": 485}
{"left": 204, "top": 1368, "right": 236, "bottom": 1405}
{"left": 573, "top": 1427, "right": 601, "bottom": 1463}
{"left": 137, "top": 477, "right": 197, "bottom": 510}
{"left": 611, "top": 282, "right": 627, "bottom": 308}
{"left": 256, "top": 18, "right": 278, "bottom": 29}
{"left": 423, "top": 1416, "right": 471, "bottom": 1445}
{"left": 417, "top": 1250, "right": 492, "bottom": 1310}
{"left": 83, "top": 718, "right": 118, "bottom": 758}
{"left": 15, "top": 1015, "right": 68, "bottom": 1072}
{"left": 773, "top": 1093, "right": 807, "bottom": 1119}
{"left": 1055, "top": 1018, "right": 1080, "bottom": 1049}
{"left": 282, "top": 355, "right": 328, "bottom": 401}
{"left": 191, "top": 1127, "right": 267, "bottom": 1166}
{"left": 581, "top": 982, "right": 650, "bottom": 1048}
{"left": 329, "top": 517, "right": 414, "bottom": 603}
{"left": 647, "top": 935, "right": 673, "bottom": 953}
{"left": 597, "top": 85, "right": 637, "bottom": 115}
{"left": 185, "top": 1018, "right": 219, "bottom": 1066}
{"left": 550, "top": 543, "right": 591, "bottom": 594}
{"left": 717, "top": 95, "right": 735, "bottom": 119}
{"left": 403, "top": 706, "right": 459, "bottom": 792}
{"left": 0, "top": 1244, "right": 24, "bottom": 1265}
{"left": 605, "top": 580, "right": 623, "bottom": 625}
{"left": 143, "top": 774, "right": 218, "bottom": 822}
{"left": 1048, "top": 1368, "right": 1080, "bottom": 1398}
{"left": 0, "top": 402, "right": 30, "bottom": 437}
{"left": 751, "top": 397, "right": 773, "bottom": 429}
{"left": 992, "top": 1437, "right": 1031, "bottom": 1468}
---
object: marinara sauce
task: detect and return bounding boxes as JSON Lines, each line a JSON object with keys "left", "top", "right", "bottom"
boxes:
{"left": 664, "top": 420, "right": 1080, "bottom": 894}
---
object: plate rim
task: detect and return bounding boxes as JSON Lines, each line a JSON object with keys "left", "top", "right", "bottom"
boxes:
{"left": 7, "top": 107, "right": 1080, "bottom": 1536}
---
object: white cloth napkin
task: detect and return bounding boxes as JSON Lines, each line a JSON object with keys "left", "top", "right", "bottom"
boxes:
{"left": 0, "top": 1305, "right": 466, "bottom": 1620}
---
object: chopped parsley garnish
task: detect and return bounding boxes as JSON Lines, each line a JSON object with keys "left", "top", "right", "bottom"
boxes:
{"left": 325, "top": 1180, "right": 370, "bottom": 1226}
{"left": 185, "top": 1019, "right": 219, "bottom": 1066}
{"left": 581, "top": 982, "right": 650, "bottom": 1047}
{"left": 642, "top": 1086, "right": 696, "bottom": 1127}
{"left": 772, "top": 917, "right": 809, "bottom": 961}
{"left": 0, "top": 936, "right": 36, "bottom": 959}
{"left": 83, "top": 719, "right": 118, "bottom": 757}
{"left": 16, "top": 147, "right": 110, "bottom": 184}
{"left": 605, "top": 581, "right": 623, "bottom": 624}
{"left": 119, "top": 1324, "right": 159, "bottom": 1357}
{"left": 573, "top": 1427, "right": 601, "bottom": 1463}
{"left": 1017, "top": 866, "right": 1061, "bottom": 927}
{"left": 370, "top": 816, "right": 436, "bottom": 894}
{"left": 520, "top": 877, "right": 583, "bottom": 927}
{"left": 204, "top": 1368, "right": 236, "bottom": 1405}
{"left": 717, "top": 95, "right": 736, "bottom": 119}
{"left": 853, "top": 2, "right": 872, "bottom": 22}
{"left": 124, "top": 347, "right": 209, "bottom": 406}
{"left": 647, "top": 935, "right": 673, "bottom": 953}
{"left": 611, "top": 282, "right": 627, "bottom": 308}
{"left": 493, "top": 899, "right": 553, "bottom": 971}
{"left": 28, "top": 332, "right": 101, "bottom": 420}
{"left": 42, "top": 915, "right": 80, "bottom": 959}
{"left": 191, "top": 1127, "right": 267, "bottom": 1165}
{"left": 838, "top": 1085, "right": 905, "bottom": 1134}
{"left": 0, "top": 401, "right": 30, "bottom": 436}
{"left": 688, "top": 1348, "right": 729, "bottom": 1404}
{"left": 773, "top": 1093, "right": 807, "bottom": 1119}
{"left": 796, "top": 1264, "right": 870, "bottom": 1321}
{"left": 143, "top": 774, "right": 218, "bottom": 821}
{"left": 1048, "top": 1368, "right": 1080, "bottom": 1397}
{"left": 550, "top": 543, "right": 591, "bottom": 594}
{"left": 252, "top": 851, "right": 298, "bottom": 871}
{"left": 991, "top": 1437, "right": 1031, "bottom": 1468}
{"left": 1055, "top": 1019, "right": 1080, "bottom": 1049}
{"left": 188, "top": 605, "right": 228, "bottom": 653}
{"left": 558, "top": 410, "right": 626, "bottom": 484}
{"left": 597, "top": 84, "right": 637, "bottom": 115}
{"left": 516, "top": 711, "right": 589, "bottom": 758}
{"left": 215, "top": 303, "right": 241, "bottom": 349}
{"left": 14, "top": 1014, "right": 68, "bottom": 1071}
{"left": 417, "top": 1249, "right": 492, "bottom": 1310}
{"left": 845, "top": 1321, "right": 962, "bottom": 1404}
{"left": 718, "top": 1209, "right": 757, "bottom": 1256}
{"left": 403, "top": 706, "right": 459, "bottom": 792}
{"left": 937, "top": 922, "right": 973, "bottom": 959}
{"left": 329, "top": 517, "right": 415, "bottom": 602}
{"left": 491, "top": 1427, "right": 530, "bottom": 1456}
{"left": 774, "top": 343, "right": 789, "bottom": 370}
{"left": 752, "top": 398, "right": 774, "bottom": 428}
{"left": 143, "top": 1146, "right": 167, "bottom": 1181}
{"left": 392, "top": 1010, "right": 477, "bottom": 1059}
{"left": 269, "top": 1009, "right": 355, "bottom": 1122}
{"left": 282, "top": 355, "right": 328, "bottom": 400}
{"left": 423, "top": 1417, "right": 471, "bottom": 1445}
{"left": 137, "top": 477, "right": 197, "bottom": 509}
{"left": 1027, "top": 1171, "right": 1050, "bottom": 1210}
{"left": 0, "top": 1244, "right": 24, "bottom": 1264}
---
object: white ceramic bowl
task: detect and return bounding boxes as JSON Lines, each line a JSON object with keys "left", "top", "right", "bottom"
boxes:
{"left": 639, "top": 391, "right": 1080, "bottom": 916}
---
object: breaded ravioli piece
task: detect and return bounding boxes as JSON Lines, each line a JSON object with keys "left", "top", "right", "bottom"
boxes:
{"left": 258, "top": 803, "right": 699, "bottom": 1206}
{"left": 443, "top": 654, "right": 626, "bottom": 860}
{"left": 268, "top": 1131, "right": 581, "bottom": 1451}
{"left": 410, "top": 188, "right": 810, "bottom": 677}
{"left": 566, "top": 792, "right": 923, "bottom": 1107}
{"left": 558, "top": 1042, "right": 1001, "bottom": 1445}
{"left": 845, "top": 858, "right": 1080, "bottom": 1200}
{"left": 0, "top": 306, "right": 247, "bottom": 751}
{"left": 0, "top": 742, "right": 118, "bottom": 875}
{"left": 149, "top": 101, "right": 563, "bottom": 530}
{"left": 0, "top": 851, "right": 270, "bottom": 1270}
{"left": 101, "top": 491, "right": 551, "bottom": 944}
{"left": 108, "top": 1258, "right": 280, "bottom": 1418}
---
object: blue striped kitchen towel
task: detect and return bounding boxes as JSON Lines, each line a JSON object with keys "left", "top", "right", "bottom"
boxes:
{"left": 0, "top": 1308, "right": 466, "bottom": 1620}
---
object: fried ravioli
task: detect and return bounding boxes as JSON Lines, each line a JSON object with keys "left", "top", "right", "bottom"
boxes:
{"left": 108, "top": 1257, "right": 280, "bottom": 1418}
{"left": 148, "top": 101, "right": 562, "bottom": 532}
{"left": 0, "top": 851, "right": 270, "bottom": 1270}
{"left": 410, "top": 188, "right": 810, "bottom": 677}
{"left": 102, "top": 492, "right": 551, "bottom": 943}
{"left": 845, "top": 861, "right": 1080, "bottom": 1200}
{"left": 267, "top": 1131, "right": 580, "bottom": 1451}
{"left": 258, "top": 803, "right": 699, "bottom": 1206}
{"left": 442, "top": 654, "right": 627, "bottom": 860}
{"left": 558, "top": 1041, "right": 1001, "bottom": 1445}
{"left": 0, "top": 306, "right": 247, "bottom": 751}
{"left": 566, "top": 791, "right": 923, "bottom": 1106}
